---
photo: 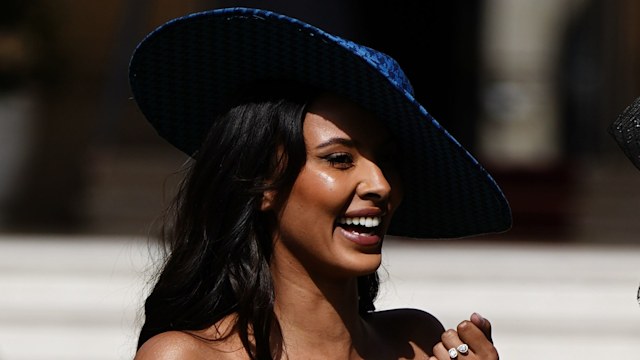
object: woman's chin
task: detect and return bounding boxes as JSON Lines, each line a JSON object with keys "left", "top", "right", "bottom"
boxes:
{"left": 330, "top": 228, "right": 384, "bottom": 275}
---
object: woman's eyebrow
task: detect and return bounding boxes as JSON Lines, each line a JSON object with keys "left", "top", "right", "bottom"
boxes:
{"left": 315, "top": 137, "right": 355, "bottom": 149}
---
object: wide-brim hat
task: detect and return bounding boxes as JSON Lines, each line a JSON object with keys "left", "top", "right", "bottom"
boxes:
{"left": 129, "top": 7, "right": 511, "bottom": 239}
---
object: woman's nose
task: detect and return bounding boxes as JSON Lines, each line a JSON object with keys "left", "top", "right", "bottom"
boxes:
{"left": 356, "top": 160, "right": 392, "bottom": 202}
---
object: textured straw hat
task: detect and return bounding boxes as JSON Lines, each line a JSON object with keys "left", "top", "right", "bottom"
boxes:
{"left": 129, "top": 7, "right": 511, "bottom": 239}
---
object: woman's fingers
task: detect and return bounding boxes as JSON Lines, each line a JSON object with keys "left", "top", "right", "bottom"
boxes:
{"left": 470, "top": 312, "right": 493, "bottom": 343}
{"left": 457, "top": 319, "right": 499, "bottom": 360}
{"left": 432, "top": 341, "right": 455, "bottom": 359}
{"left": 432, "top": 315, "right": 498, "bottom": 359}
{"left": 435, "top": 329, "right": 475, "bottom": 359}
{"left": 430, "top": 316, "right": 499, "bottom": 360}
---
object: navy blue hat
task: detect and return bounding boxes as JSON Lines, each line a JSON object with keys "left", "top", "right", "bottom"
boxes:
{"left": 129, "top": 7, "right": 511, "bottom": 239}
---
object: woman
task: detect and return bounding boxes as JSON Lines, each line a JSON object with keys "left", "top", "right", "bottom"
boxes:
{"left": 129, "top": 7, "right": 511, "bottom": 360}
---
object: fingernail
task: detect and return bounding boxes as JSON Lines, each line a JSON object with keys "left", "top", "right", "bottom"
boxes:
{"left": 472, "top": 312, "right": 485, "bottom": 325}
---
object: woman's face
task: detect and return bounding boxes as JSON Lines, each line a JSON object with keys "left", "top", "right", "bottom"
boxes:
{"left": 266, "top": 93, "right": 403, "bottom": 278}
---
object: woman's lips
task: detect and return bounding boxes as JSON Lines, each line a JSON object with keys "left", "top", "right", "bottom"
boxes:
{"left": 337, "top": 225, "right": 381, "bottom": 246}
{"left": 335, "top": 213, "right": 384, "bottom": 246}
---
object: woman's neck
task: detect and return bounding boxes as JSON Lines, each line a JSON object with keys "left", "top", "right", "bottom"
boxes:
{"left": 270, "top": 260, "right": 372, "bottom": 359}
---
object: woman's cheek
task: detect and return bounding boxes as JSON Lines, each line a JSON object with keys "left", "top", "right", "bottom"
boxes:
{"left": 314, "top": 169, "right": 337, "bottom": 189}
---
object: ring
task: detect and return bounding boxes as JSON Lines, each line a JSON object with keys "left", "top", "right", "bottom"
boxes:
{"left": 457, "top": 343, "right": 469, "bottom": 354}
{"left": 448, "top": 348, "right": 458, "bottom": 359}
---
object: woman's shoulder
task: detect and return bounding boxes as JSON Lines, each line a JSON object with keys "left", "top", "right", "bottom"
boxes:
{"left": 134, "top": 331, "right": 207, "bottom": 360}
{"left": 134, "top": 329, "right": 246, "bottom": 360}
{"left": 368, "top": 308, "right": 444, "bottom": 353}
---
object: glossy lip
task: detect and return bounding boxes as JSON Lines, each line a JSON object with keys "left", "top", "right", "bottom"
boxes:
{"left": 336, "top": 207, "right": 386, "bottom": 246}
{"left": 338, "top": 227, "right": 382, "bottom": 246}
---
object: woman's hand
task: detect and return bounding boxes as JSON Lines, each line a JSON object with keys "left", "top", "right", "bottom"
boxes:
{"left": 428, "top": 313, "right": 499, "bottom": 360}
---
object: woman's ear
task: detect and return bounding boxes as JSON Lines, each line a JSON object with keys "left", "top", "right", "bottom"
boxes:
{"left": 260, "top": 189, "right": 277, "bottom": 211}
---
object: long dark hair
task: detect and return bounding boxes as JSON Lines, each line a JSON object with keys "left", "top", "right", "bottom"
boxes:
{"left": 137, "top": 84, "right": 380, "bottom": 359}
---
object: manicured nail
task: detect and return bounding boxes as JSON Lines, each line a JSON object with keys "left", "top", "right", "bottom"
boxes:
{"left": 472, "top": 312, "right": 485, "bottom": 326}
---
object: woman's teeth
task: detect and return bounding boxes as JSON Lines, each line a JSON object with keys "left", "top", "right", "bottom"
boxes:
{"left": 337, "top": 216, "right": 381, "bottom": 228}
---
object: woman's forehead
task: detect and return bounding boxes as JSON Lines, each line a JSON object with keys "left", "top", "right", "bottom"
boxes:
{"left": 304, "top": 93, "right": 392, "bottom": 146}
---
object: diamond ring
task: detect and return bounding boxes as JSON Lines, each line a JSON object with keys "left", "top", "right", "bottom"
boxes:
{"left": 448, "top": 348, "right": 458, "bottom": 359}
{"left": 457, "top": 343, "right": 469, "bottom": 354}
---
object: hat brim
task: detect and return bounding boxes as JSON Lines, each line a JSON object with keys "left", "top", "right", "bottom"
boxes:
{"left": 129, "top": 7, "right": 511, "bottom": 239}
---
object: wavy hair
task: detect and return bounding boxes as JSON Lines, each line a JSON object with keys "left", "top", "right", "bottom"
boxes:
{"left": 137, "top": 84, "right": 380, "bottom": 359}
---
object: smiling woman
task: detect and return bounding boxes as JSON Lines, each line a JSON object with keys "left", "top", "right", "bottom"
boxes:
{"left": 268, "top": 93, "right": 403, "bottom": 280}
{"left": 128, "top": 7, "right": 511, "bottom": 360}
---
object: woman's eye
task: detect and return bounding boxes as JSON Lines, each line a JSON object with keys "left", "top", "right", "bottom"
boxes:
{"left": 324, "top": 153, "right": 354, "bottom": 169}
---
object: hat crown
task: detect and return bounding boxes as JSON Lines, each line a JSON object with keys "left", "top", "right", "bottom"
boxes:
{"left": 234, "top": 6, "right": 414, "bottom": 97}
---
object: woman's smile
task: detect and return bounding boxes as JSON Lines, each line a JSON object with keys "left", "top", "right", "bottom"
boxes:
{"left": 336, "top": 211, "right": 385, "bottom": 246}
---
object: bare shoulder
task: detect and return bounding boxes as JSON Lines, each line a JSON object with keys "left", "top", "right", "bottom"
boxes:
{"left": 134, "top": 330, "right": 246, "bottom": 360}
{"left": 368, "top": 308, "right": 444, "bottom": 353}
{"left": 134, "top": 331, "right": 204, "bottom": 360}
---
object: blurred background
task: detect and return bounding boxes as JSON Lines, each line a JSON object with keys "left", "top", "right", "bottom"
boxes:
{"left": 0, "top": 0, "right": 638, "bottom": 359}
